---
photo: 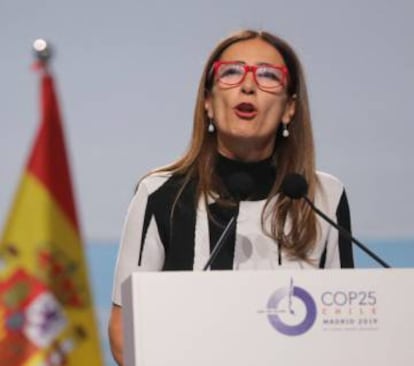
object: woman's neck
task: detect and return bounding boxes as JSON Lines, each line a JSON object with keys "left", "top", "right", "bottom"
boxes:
{"left": 217, "top": 137, "right": 275, "bottom": 162}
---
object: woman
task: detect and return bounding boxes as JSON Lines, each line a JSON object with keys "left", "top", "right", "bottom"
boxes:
{"left": 109, "top": 29, "right": 354, "bottom": 365}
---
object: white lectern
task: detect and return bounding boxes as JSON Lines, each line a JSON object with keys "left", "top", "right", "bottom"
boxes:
{"left": 122, "top": 269, "right": 414, "bottom": 366}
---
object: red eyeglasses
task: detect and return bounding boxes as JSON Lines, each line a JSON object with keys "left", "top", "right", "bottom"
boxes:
{"left": 213, "top": 61, "right": 289, "bottom": 91}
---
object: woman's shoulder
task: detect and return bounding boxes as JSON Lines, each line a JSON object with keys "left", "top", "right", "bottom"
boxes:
{"left": 316, "top": 171, "right": 344, "bottom": 187}
{"left": 315, "top": 171, "right": 346, "bottom": 203}
{"left": 135, "top": 169, "right": 195, "bottom": 198}
{"left": 136, "top": 170, "right": 174, "bottom": 195}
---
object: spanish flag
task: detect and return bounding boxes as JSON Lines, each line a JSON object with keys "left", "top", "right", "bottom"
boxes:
{"left": 0, "top": 63, "right": 103, "bottom": 365}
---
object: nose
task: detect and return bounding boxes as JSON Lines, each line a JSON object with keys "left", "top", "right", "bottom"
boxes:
{"left": 240, "top": 69, "right": 256, "bottom": 94}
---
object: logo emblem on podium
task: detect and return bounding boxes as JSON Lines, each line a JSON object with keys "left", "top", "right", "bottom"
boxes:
{"left": 266, "top": 278, "right": 316, "bottom": 336}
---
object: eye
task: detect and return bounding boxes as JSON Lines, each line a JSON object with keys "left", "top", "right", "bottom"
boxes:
{"left": 257, "top": 67, "right": 283, "bottom": 82}
{"left": 218, "top": 64, "right": 244, "bottom": 78}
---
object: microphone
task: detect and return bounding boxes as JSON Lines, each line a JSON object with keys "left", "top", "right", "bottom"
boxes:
{"left": 281, "top": 173, "right": 391, "bottom": 268}
{"left": 203, "top": 172, "right": 254, "bottom": 270}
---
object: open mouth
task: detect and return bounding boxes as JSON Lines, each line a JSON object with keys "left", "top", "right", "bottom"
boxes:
{"left": 234, "top": 102, "right": 258, "bottom": 119}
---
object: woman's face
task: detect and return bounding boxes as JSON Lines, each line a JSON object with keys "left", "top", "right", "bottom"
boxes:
{"left": 205, "top": 38, "right": 295, "bottom": 161}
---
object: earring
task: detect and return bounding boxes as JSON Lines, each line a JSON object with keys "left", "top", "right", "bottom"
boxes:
{"left": 208, "top": 120, "right": 215, "bottom": 133}
{"left": 282, "top": 123, "right": 289, "bottom": 138}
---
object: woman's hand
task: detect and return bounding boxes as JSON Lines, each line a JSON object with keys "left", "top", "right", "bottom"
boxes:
{"left": 108, "top": 304, "right": 124, "bottom": 366}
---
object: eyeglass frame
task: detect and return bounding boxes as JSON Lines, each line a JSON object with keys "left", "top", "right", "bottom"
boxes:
{"left": 212, "top": 61, "right": 289, "bottom": 91}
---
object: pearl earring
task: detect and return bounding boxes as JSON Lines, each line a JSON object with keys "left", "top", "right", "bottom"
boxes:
{"left": 282, "top": 123, "right": 289, "bottom": 138}
{"left": 208, "top": 120, "right": 215, "bottom": 133}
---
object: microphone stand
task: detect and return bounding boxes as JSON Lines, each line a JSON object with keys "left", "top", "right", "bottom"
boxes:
{"left": 303, "top": 196, "right": 391, "bottom": 268}
{"left": 203, "top": 216, "right": 237, "bottom": 271}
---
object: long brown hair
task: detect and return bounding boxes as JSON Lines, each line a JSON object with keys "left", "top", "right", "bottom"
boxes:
{"left": 155, "top": 29, "right": 318, "bottom": 261}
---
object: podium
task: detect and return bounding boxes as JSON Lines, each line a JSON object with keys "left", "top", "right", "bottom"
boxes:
{"left": 121, "top": 269, "right": 414, "bottom": 366}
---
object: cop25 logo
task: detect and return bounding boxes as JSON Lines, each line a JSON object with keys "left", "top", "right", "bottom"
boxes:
{"left": 266, "top": 278, "right": 317, "bottom": 336}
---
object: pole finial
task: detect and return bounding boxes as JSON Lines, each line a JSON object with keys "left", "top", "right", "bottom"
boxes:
{"left": 33, "top": 39, "right": 53, "bottom": 64}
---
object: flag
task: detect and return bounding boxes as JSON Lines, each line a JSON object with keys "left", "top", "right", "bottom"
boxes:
{"left": 0, "top": 63, "right": 103, "bottom": 365}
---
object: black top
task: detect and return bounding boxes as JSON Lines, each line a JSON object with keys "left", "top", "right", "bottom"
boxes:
{"left": 216, "top": 154, "right": 276, "bottom": 201}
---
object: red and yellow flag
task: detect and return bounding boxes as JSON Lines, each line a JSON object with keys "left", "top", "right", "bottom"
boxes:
{"left": 0, "top": 65, "right": 103, "bottom": 365}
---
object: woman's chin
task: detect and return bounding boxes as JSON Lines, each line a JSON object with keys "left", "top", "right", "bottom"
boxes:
{"left": 218, "top": 128, "right": 270, "bottom": 142}
{"left": 217, "top": 129, "right": 275, "bottom": 154}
